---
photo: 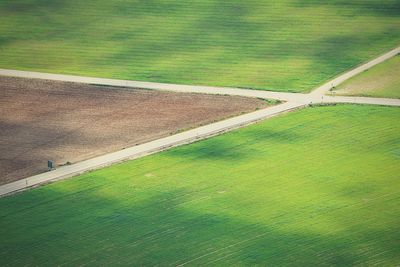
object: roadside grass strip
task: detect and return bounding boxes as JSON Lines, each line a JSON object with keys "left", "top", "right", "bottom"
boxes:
{"left": 1, "top": 105, "right": 399, "bottom": 265}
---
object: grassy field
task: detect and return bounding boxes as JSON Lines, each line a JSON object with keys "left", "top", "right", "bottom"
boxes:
{"left": 0, "top": 1, "right": 399, "bottom": 92}
{"left": 1, "top": 105, "right": 399, "bottom": 266}
{"left": 334, "top": 54, "right": 400, "bottom": 98}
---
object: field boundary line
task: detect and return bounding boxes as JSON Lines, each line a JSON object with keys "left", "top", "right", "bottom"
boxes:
{"left": 0, "top": 102, "right": 304, "bottom": 196}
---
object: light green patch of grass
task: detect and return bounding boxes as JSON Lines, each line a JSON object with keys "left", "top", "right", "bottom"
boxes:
{"left": 0, "top": 1, "right": 399, "bottom": 92}
{"left": 1, "top": 105, "right": 399, "bottom": 265}
{"left": 333, "top": 55, "right": 400, "bottom": 98}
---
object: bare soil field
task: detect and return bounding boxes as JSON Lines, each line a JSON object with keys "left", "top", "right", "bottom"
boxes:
{"left": 0, "top": 76, "right": 267, "bottom": 185}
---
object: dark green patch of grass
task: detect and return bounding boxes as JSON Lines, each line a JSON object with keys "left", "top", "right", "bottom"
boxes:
{"left": 0, "top": 1, "right": 399, "bottom": 92}
{"left": 1, "top": 105, "right": 399, "bottom": 265}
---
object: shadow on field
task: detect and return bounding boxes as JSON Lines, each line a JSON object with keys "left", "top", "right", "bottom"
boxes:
{"left": 0, "top": 185, "right": 396, "bottom": 265}
{"left": 0, "top": 0, "right": 66, "bottom": 12}
{"left": 167, "top": 126, "right": 305, "bottom": 162}
{"left": 295, "top": 0, "right": 400, "bottom": 17}
{"left": 239, "top": 127, "right": 306, "bottom": 144}
{"left": 167, "top": 138, "right": 253, "bottom": 162}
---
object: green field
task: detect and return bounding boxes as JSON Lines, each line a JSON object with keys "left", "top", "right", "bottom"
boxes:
{"left": 1, "top": 105, "right": 399, "bottom": 266}
{"left": 334, "top": 54, "right": 400, "bottom": 98}
{"left": 0, "top": 0, "right": 399, "bottom": 92}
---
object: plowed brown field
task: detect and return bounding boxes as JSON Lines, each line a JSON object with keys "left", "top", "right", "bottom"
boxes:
{"left": 0, "top": 76, "right": 267, "bottom": 185}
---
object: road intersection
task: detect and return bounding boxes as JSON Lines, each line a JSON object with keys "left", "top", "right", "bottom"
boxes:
{"left": 0, "top": 46, "right": 399, "bottom": 196}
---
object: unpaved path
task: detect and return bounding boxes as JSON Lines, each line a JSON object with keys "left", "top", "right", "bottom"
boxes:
{"left": 1, "top": 45, "right": 399, "bottom": 104}
{"left": 0, "top": 46, "right": 399, "bottom": 196}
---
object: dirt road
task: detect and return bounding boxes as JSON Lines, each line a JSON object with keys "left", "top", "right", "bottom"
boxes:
{"left": 0, "top": 46, "right": 399, "bottom": 196}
